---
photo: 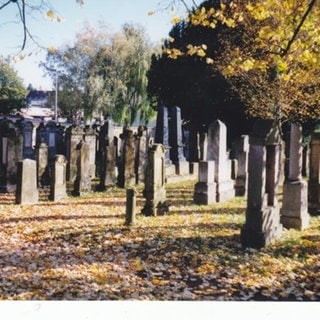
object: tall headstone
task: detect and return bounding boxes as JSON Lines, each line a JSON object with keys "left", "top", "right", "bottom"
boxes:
{"left": 72, "top": 140, "right": 91, "bottom": 196}
{"left": 0, "top": 119, "right": 20, "bottom": 192}
{"left": 35, "top": 141, "right": 49, "bottom": 187}
{"left": 207, "top": 120, "right": 235, "bottom": 202}
{"left": 199, "top": 132, "right": 208, "bottom": 161}
{"left": 234, "top": 135, "right": 249, "bottom": 197}
{"left": 98, "top": 119, "right": 117, "bottom": 189}
{"left": 49, "top": 154, "right": 68, "bottom": 201}
{"left": 142, "top": 144, "right": 169, "bottom": 216}
{"left": 193, "top": 161, "right": 216, "bottom": 205}
{"left": 241, "top": 120, "right": 283, "bottom": 249}
{"left": 65, "top": 125, "right": 85, "bottom": 182}
{"left": 15, "top": 159, "right": 39, "bottom": 204}
{"left": 45, "top": 121, "right": 58, "bottom": 162}
{"left": 281, "top": 123, "right": 309, "bottom": 229}
{"left": 118, "top": 128, "right": 136, "bottom": 188}
{"left": 21, "top": 120, "right": 35, "bottom": 159}
{"left": 308, "top": 130, "right": 320, "bottom": 214}
{"left": 155, "top": 105, "right": 175, "bottom": 176}
{"left": 169, "top": 106, "right": 189, "bottom": 175}
{"left": 84, "top": 126, "right": 97, "bottom": 179}
{"left": 135, "top": 126, "right": 148, "bottom": 185}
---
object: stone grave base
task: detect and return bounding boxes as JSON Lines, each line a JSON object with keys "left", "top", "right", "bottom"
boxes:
{"left": 280, "top": 180, "right": 309, "bottom": 230}
{"left": 175, "top": 160, "right": 190, "bottom": 176}
{"left": 193, "top": 182, "right": 216, "bottom": 205}
{"left": 216, "top": 180, "right": 235, "bottom": 202}
{"left": 165, "top": 164, "right": 177, "bottom": 177}
{"left": 241, "top": 207, "right": 283, "bottom": 249}
{"left": 189, "top": 162, "right": 199, "bottom": 177}
{"left": 235, "top": 176, "right": 247, "bottom": 197}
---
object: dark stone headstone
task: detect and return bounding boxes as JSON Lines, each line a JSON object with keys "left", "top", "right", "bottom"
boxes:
{"left": 142, "top": 144, "right": 169, "bottom": 216}
{"left": 241, "top": 119, "right": 283, "bottom": 249}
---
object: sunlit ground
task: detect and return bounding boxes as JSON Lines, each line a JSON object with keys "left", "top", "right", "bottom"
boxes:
{"left": 0, "top": 180, "right": 319, "bottom": 300}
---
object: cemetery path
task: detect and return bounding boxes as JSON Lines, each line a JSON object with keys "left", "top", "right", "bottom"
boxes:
{"left": 0, "top": 180, "right": 320, "bottom": 300}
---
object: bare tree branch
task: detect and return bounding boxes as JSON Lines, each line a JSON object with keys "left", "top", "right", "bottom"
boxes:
{"left": 0, "top": 0, "right": 12, "bottom": 11}
{"left": 281, "top": 0, "right": 317, "bottom": 56}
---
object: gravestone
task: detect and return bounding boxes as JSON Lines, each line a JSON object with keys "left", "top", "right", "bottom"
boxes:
{"left": 155, "top": 105, "right": 175, "bottom": 176}
{"left": 234, "top": 135, "right": 249, "bottom": 197}
{"left": 15, "top": 159, "right": 39, "bottom": 204}
{"left": 0, "top": 119, "right": 20, "bottom": 192}
{"left": 308, "top": 130, "right": 320, "bottom": 214}
{"left": 169, "top": 106, "right": 189, "bottom": 175}
{"left": 98, "top": 119, "right": 117, "bottom": 189}
{"left": 193, "top": 161, "right": 216, "bottom": 205}
{"left": 207, "top": 120, "right": 235, "bottom": 202}
{"left": 118, "top": 128, "right": 136, "bottom": 188}
{"left": 21, "top": 120, "right": 35, "bottom": 159}
{"left": 199, "top": 132, "right": 208, "bottom": 161}
{"left": 45, "top": 121, "right": 58, "bottom": 162}
{"left": 241, "top": 119, "right": 283, "bottom": 249}
{"left": 281, "top": 123, "right": 309, "bottom": 229}
{"left": 84, "top": 126, "right": 97, "bottom": 179}
{"left": 142, "top": 144, "right": 169, "bottom": 216}
{"left": 35, "top": 141, "right": 49, "bottom": 187}
{"left": 135, "top": 126, "right": 148, "bottom": 185}
{"left": 49, "top": 154, "right": 68, "bottom": 201}
{"left": 188, "top": 122, "right": 200, "bottom": 162}
{"left": 65, "top": 125, "right": 85, "bottom": 182}
{"left": 72, "top": 140, "right": 91, "bottom": 196}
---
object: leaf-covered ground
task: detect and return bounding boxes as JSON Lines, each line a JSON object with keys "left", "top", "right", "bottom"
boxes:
{"left": 0, "top": 180, "right": 320, "bottom": 300}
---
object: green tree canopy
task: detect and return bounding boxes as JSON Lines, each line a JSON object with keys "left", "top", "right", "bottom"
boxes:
{"left": 43, "top": 23, "right": 156, "bottom": 126}
{"left": 0, "top": 57, "right": 27, "bottom": 115}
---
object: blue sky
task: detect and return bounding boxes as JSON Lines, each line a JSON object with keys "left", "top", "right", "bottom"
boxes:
{"left": 0, "top": 0, "right": 195, "bottom": 90}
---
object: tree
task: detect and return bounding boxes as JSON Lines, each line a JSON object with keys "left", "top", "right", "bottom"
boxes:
{"left": 0, "top": 0, "right": 84, "bottom": 52}
{"left": 148, "top": 0, "right": 254, "bottom": 140}
{"left": 164, "top": 0, "right": 320, "bottom": 128}
{"left": 0, "top": 57, "right": 27, "bottom": 114}
{"left": 43, "top": 23, "right": 156, "bottom": 125}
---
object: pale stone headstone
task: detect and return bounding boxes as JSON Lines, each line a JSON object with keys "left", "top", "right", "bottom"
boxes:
{"left": 15, "top": 159, "right": 39, "bottom": 204}
{"left": 193, "top": 161, "right": 216, "bottom": 205}
{"left": 84, "top": 127, "right": 97, "bottom": 179}
{"left": 142, "top": 144, "right": 169, "bottom": 216}
{"left": 49, "top": 154, "right": 68, "bottom": 201}
{"left": 135, "top": 126, "right": 148, "bottom": 185}
{"left": 35, "top": 141, "right": 49, "bottom": 187}
{"left": 234, "top": 135, "right": 249, "bottom": 197}
{"left": 241, "top": 119, "right": 283, "bottom": 248}
{"left": 281, "top": 124, "right": 309, "bottom": 230}
{"left": 207, "top": 120, "right": 235, "bottom": 202}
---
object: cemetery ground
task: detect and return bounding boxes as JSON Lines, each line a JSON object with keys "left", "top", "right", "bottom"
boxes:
{"left": 0, "top": 180, "right": 320, "bottom": 301}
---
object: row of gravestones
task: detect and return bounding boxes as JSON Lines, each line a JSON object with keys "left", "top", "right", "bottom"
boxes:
{"left": 0, "top": 118, "right": 151, "bottom": 193}
{"left": 0, "top": 105, "right": 195, "bottom": 194}
{"left": 145, "top": 115, "right": 316, "bottom": 249}
{"left": 2, "top": 111, "right": 320, "bottom": 250}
